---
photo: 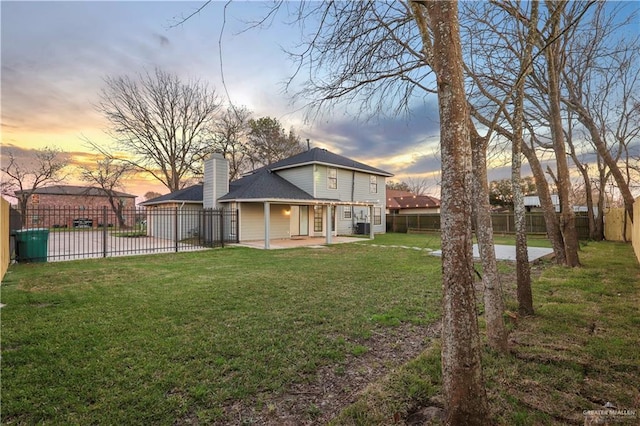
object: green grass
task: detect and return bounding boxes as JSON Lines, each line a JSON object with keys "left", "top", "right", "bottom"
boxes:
{"left": 3, "top": 234, "right": 638, "bottom": 425}
{"left": 331, "top": 239, "right": 640, "bottom": 425}
{"left": 1, "top": 240, "right": 441, "bottom": 424}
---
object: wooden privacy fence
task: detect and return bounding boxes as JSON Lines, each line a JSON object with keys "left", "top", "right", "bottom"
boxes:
{"left": 633, "top": 198, "right": 640, "bottom": 264}
{"left": 604, "top": 207, "right": 633, "bottom": 242}
{"left": 386, "top": 212, "right": 590, "bottom": 240}
{"left": 1, "top": 198, "right": 9, "bottom": 281}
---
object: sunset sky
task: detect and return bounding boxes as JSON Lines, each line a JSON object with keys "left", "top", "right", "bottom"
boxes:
{"left": 2, "top": 1, "right": 639, "bottom": 202}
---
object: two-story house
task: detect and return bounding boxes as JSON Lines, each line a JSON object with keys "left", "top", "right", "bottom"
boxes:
{"left": 143, "top": 148, "right": 392, "bottom": 249}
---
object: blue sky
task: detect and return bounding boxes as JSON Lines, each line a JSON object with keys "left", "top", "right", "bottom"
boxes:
{"left": 1, "top": 1, "right": 443, "bottom": 197}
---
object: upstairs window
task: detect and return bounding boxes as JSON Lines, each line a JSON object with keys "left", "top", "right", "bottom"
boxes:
{"left": 369, "top": 175, "right": 378, "bottom": 193}
{"left": 327, "top": 167, "right": 337, "bottom": 189}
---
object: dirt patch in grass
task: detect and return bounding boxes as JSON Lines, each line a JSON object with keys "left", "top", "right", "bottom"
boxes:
{"left": 217, "top": 321, "right": 441, "bottom": 425}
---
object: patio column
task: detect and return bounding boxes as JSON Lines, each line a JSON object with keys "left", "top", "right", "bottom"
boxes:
{"left": 325, "top": 205, "right": 332, "bottom": 245}
{"left": 264, "top": 201, "right": 270, "bottom": 249}
{"left": 369, "top": 205, "right": 374, "bottom": 240}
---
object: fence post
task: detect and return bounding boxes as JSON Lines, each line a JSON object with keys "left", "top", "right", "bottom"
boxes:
{"left": 235, "top": 209, "right": 239, "bottom": 243}
{"left": 220, "top": 209, "right": 225, "bottom": 248}
{"left": 174, "top": 207, "right": 179, "bottom": 252}
{"left": 102, "top": 206, "right": 108, "bottom": 258}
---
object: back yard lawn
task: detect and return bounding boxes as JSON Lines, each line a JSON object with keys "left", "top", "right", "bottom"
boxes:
{"left": 1, "top": 238, "right": 442, "bottom": 424}
{"left": 2, "top": 235, "right": 638, "bottom": 425}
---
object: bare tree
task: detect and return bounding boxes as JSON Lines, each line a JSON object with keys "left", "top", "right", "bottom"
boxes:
{"left": 542, "top": 1, "right": 581, "bottom": 267}
{"left": 560, "top": 1, "right": 640, "bottom": 224}
{"left": 470, "top": 126, "right": 509, "bottom": 352}
{"left": 464, "top": 1, "right": 592, "bottom": 267}
{"left": 511, "top": 0, "right": 538, "bottom": 315}
{"left": 405, "top": 177, "right": 432, "bottom": 195}
{"left": 1, "top": 146, "right": 69, "bottom": 227}
{"left": 458, "top": 2, "right": 537, "bottom": 316}
{"left": 412, "top": 2, "right": 490, "bottom": 422}
{"left": 212, "top": 105, "right": 253, "bottom": 181}
{"left": 96, "top": 68, "right": 222, "bottom": 192}
{"left": 79, "top": 157, "right": 134, "bottom": 227}
{"left": 192, "top": 0, "right": 491, "bottom": 420}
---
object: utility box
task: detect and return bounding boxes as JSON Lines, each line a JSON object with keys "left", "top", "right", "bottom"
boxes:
{"left": 356, "top": 222, "right": 370, "bottom": 235}
{"left": 15, "top": 228, "right": 49, "bottom": 263}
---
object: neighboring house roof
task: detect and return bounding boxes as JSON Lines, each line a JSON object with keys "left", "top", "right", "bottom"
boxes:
{"left": 257, "top": 147, "right": 394, "bottom": 177}
{"left": 16, "top": 185, "right": 135, "bottom": 198}
{"left": 219, "top": 168, "right": 340, "bottom": 203}
{"left": 387, "top": 189, "right": 440, "bottom": 210}
{"left": 139, "top": 184, "right": 203, "bottom": 206}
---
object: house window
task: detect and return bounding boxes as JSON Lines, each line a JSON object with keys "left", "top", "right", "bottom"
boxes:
{"left": 327, "top": 167, "right": 337, "bottom": 189}
{"left": 314, "top": 206, "right": 323, "bottom": 232}
{"left": 373, "top": 207, "right": 381, "bottom": 225}
{"left": 31, "top": 214, "right": 40, "bottom": 225}
{"left": 343, "top": 208, "right": 352, "bottom": 219}
{"left": 369, "top": 175, "right": 378, "bottom": 193}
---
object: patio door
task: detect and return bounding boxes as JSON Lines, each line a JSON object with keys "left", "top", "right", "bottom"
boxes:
{"left": 298, "top": 206, "right": 308, "bottom": 236}
{"left": 289, "top": 206, "right": 309, "bottom": 237}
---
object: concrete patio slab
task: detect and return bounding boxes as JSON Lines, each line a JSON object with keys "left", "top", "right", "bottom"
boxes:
{"left": 431, "top": 244, "right": 554, "bottom": 262}
{"left": 232, "top": 236, "right": 367, "bottom": 250}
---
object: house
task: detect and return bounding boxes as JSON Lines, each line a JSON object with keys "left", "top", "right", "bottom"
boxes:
{"left": 386, "top": 189, "right": 440, "bottom": 214}
{"left": 524, "top": 194, "right": 560, "bottom": 212}
{"left": 14, "top": 185, "right": 136, "bottom": 228}
{"left": 142, "top": 149, "right": 393, "bottom": 249}
{"left": 139, "top": 184, "right": 204, "bottom": 241}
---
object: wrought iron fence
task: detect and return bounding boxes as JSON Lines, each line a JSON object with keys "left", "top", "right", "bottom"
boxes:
{"left": 10, "top": 206, "right": 238, "bottom": 262}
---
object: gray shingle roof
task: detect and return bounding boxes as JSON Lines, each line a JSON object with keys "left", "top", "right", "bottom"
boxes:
{"left": 219, "top": 169, "right": 319, "bottom": 202}
{"left": 16, "top": 185, "right": 135, "bottom": 198}
{"left": 260, "top": 147, "right": 393, "bottom": 177}
{"left": 139, "top": 184, "right": 203, "bottom": 206}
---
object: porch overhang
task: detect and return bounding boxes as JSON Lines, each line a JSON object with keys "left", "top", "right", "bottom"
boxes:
{"left": 220, "top": 197, "right": 377, "bottom": 207}
{"left": 220, "top": 198, "right": 378, "bottom": 249}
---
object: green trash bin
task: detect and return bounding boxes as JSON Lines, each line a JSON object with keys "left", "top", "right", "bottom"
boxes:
{"left": 15, "top": 228, "right": 49, "bottom": 263}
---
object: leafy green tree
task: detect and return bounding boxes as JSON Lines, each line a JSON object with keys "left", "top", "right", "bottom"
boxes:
{"left": 386, "top": 181, "right": 411, "bottom": 192}
{"left": 489, "top": 176, "right": 536, "bottom": 209}
{"left": 246, "top": 117, "right": 305, "bottom": 169}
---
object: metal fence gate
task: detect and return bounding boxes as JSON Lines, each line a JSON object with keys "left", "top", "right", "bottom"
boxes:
{"left": 10, "top": 206, "right": 238, "bottom": 262}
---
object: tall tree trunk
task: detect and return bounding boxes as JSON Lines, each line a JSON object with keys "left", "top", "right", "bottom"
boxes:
{"left": 545, "top": 5, "right": 580, "bottom": 267}
{"left": 414, "top": 2, "right": 490, "bottom": 423}
{"left": 512, "top": 0, "right": 536, "bottom": 315}
{"left": 522, "top": 141, "right": 567, "bottom": 264}
{"left": 470, "top": 126, "right": 508, "bottom": 352}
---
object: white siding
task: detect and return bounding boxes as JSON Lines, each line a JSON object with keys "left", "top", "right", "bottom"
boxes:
{"left": 203, "top": 160, "right": 214, "bottom": 208}
{"left": 277, "top": 165, "right": 315, "bottom": 195}
{"left": 204, "top": 154, "right": 229, "bottom": 209}
{"left": 146, "top": 204, "right": 203, "bottom": 241}
{"left": 238, "top": 203, "right": 292, "bottom": 241}
{"left": 312, "top": 169, "right": 386, "bottom": 235}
